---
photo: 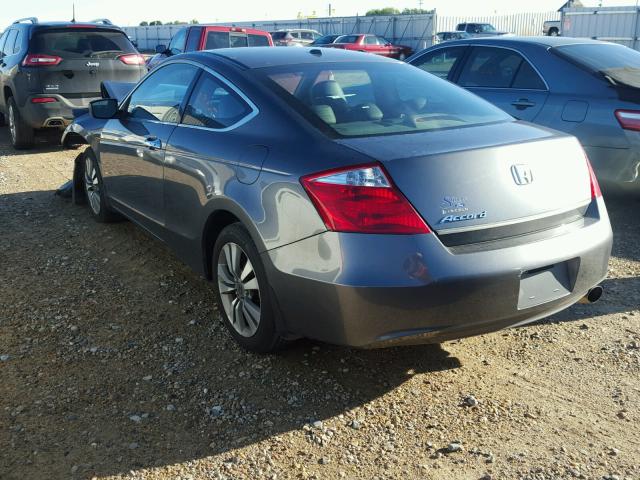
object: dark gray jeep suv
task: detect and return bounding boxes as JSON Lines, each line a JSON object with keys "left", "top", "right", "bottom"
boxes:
{"left": 0, "top": 18, "right": 146, "bottom": 149}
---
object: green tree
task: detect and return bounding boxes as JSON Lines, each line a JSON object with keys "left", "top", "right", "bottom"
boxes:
{"left": 139, "top": 21, "right": 148, "bottom": 26}
{"left": 149, "top": 20, "right": 163, "bottom": 26}
{"left": 365, "top": 7, "right": 400, "bottom": 16}
{"left": 401, "top": 8, "right": 433, "bottom": 15}
{"left": 190, "top": 19, "right": 199, "bottom": 24}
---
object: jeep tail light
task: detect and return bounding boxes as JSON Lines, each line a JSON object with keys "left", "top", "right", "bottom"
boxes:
{"left": 584, "top": 152, "right": 602, "bottom": 199}
{"left": 301, "top": 163, "right": 431, "bottom": 234}
{"left": 22, "top": 54, "right": 62, "bottom": 66}
{"left": 118, "top": 54, "right": 146, "bottom": 65}
{"left": 615, "top": 109, "right": 640, "bottom": 132}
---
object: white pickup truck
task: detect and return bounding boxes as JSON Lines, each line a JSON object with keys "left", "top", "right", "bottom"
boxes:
{"left": 543, "top": 20, "right": 561, "bottom": 36}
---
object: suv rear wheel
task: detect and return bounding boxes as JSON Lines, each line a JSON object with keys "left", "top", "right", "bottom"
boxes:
{"left": 7, "top": 97, "right": 34, "bottom": 149}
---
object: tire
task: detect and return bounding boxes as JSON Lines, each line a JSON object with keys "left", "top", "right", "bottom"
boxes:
{"left": 398, "top": 52, "right": 407, "bottom": 61}
{"left": 212, "top": 223, "right": 286, "bottom": 353}
{"left": 7, "top": 97, "right": 34, "bottom": 149}
{"left": 549, "top": 28, "right": 559, "bottom": 37}
{"left": 82, "top": 150, "right": 121, "bottom": 223}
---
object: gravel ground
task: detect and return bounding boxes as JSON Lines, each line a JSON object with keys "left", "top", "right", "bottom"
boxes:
{"left": 0, "top": 128, "right": 639, "bottom": 480}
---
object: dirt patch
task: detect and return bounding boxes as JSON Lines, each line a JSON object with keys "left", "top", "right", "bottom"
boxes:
{"left": 1, "top": 129, "right": 639, "bottom": 480}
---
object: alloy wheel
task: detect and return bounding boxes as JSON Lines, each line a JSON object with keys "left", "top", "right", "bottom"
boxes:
{"left": 84, "top": 155, "right": 101, "bottom": 215}
{"left": 217, "top": 242, "right": 261, "bottom": 337}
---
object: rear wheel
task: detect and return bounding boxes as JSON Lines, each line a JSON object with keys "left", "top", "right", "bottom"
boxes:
{"left": 83, "top": 150, "right": 120, "bottom": 223}
{"left": 213, "top": 224, "right": 286, "bottom": 353}
{"left": 7, "top": 97, "right": 34, "bottom": 150}
{"left": 549, "top": 28, "right": 559, "bottom": 36}
{"left": 398, "top": 52, "right": 407, "bottom": 61}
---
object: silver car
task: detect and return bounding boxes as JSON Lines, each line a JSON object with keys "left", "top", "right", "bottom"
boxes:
{"left": 64, "top": 48, "right": 612, "bottom": 353}
{"left": 270, "top": 29, "right": 321, "bottom": 47}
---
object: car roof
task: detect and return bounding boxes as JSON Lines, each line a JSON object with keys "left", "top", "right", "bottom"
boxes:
{"left": 196, "top": 46, "right": 395, "bottom": 69}
{"left": 431, "top": 35, "right": 611, "bottom": 49}
{"left": 200, "top": 25, "right": 270, "bottom": 35}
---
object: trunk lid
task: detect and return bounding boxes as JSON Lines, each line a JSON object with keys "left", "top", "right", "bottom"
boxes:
{"left": 337, "top": 121, "right": 592, "bottom": 238}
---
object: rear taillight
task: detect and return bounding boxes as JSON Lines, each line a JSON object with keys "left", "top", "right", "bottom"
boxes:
{"left": 118, "top": 54, "right": 146, "bottom": 65}
{"left": 585, "top": 153, "right": 602, "bottom": 199}
{"left": 301, "top": 163, "right": 431, "bottom": 234}
{"left": 615, "top": 109, "right": 640, "bottom": 132}
{"left": 31, "top": 97, "right": 57, "bottom": 104}
{"left": 22, "top": 54, "right": 62, "bottom": 66}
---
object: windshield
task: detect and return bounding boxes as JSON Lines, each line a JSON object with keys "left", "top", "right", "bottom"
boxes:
{"left": 271, "top": 32, "right": 288, "bottom": 40}
{"left": 555, "top": 43, "right": 640, "bottom": 88}
{"left": 259, "top": 61, "right": 511, "bottom": 138}
{"left": 336, "top": 35, "right": 360, "bottom": 44}
{"left": 313, "top": 35, "right": 338, "bottom": 45}
{"left": 30, "top": 28, "right": 136, "bottom": 59}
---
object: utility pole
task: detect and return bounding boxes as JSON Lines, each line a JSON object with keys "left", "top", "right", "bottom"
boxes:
{"left": 328, "top": 3, "right": 333, "bottom": 17}
{"left": 71, "top": 2, "right": 76, "bottom": 22}
{"left": 418, "top": 0, "right": 424, "bottom": 9}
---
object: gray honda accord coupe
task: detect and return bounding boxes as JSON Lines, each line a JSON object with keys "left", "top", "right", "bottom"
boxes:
{"left": 63, "top": 47, "right": 613, "bottom": 352}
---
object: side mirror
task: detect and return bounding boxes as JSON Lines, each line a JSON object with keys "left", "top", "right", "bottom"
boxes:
{"left": 155, "top": 44, "right": 167, "bottom": 54}
{"left": 90, "top": 98, "right": 119, "bottom": 119}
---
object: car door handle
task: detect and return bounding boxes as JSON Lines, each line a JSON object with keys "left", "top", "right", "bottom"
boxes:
{"left": 144, "top": 137, "right": 162, "bottom": 150}
{"left": 511, "top": 99, "right": 536, "bottom": 109}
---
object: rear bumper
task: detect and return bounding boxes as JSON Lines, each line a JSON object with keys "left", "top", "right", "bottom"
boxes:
{"left": 263, "top": 198, "right": 612, "bottom": 347}
{"left": 20, "top": 94, "right": 98, "bottom": 129}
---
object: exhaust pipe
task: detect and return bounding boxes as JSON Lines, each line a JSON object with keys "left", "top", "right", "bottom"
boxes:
{"left": 579, "top": 285, "right": 603, "bottom": 304}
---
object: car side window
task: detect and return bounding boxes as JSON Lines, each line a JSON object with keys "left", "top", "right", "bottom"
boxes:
{"left": 13, "top": 29, "right": 23, "bottom": 54}
{"left": 182, "top": 72, "right": 253, "bottom": 129}
{"left": 126, "top": 63, "right": 198, "bottom": 123}
{"left": 300, "top": 31, "right": 314, "bottom": 41}
{"left": 458, "top": 47, "right": 525, "bottom": 88}
{"left": 364, "top": 36, "right": 377, "bottom": 45}
{"left": 168, "top": 28, "right": 188, "bottom": 55}
{"left": 511, "top": 60, "right": 546, "bottom": 90}
{"left": 2, "top": 30, "right": 18, "bottom": 57}
{"left": 0, "top": 31, "right": 8, "bottom": 56}
{"left": 411, "top": 47, "right": 466, "bottom": 80}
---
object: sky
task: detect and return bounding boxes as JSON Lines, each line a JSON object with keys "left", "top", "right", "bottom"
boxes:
{"left": 0, "top": 0, "right": 634, "bottom": 27}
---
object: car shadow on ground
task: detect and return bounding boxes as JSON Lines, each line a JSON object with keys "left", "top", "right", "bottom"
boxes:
{"left": 1, "top": 183, "right": 638, "bottom": 478}
{"left": 0, "top": 127, "right": 66, "bottom": 155}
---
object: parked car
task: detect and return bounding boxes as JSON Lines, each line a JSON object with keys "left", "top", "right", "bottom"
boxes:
{"left": 64, "top": 47, "right": 611, "bottom": 352}
{"left": 435, "top": 31, "right": 471, "bottom": 43}
{"left": 407, "top": 37, "right": 640, "bottom": 192}
{"left": 543, "top": 20, "right": 561, "bottom": 36}
{"left": 270, "top": 29, "right": 321, "bottom": 47}
{"left": 327, "top": 34, "right": 413, "bottom": 60}
{"left": 309, "top": 34, "right": 342, "bottom": 47}
{"left": 456, "top": 23, "right": 508, "bottom": 37}
{"left": 147, "top": 26, "right": 272, "bottom": 70}
{"left": 0, "top": 17, "right": 146, "bottom": 149}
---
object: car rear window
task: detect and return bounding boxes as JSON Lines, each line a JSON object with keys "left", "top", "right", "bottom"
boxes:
{"left": 271, "top": 32, "right": 288, "bottom": 40}
{"left": 248, "top": 34, "right": 270, "bottom": 46}
{"left": 259, "top": 61, "right": 511, "bottom": 138}
{"left": 30, "top": 28, "right": 136, "bottom": 59}
{"left": 554, "top": 43, "right": 640, "bottom": 88}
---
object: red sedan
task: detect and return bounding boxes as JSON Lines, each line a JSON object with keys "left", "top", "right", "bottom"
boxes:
{"left": 325, "top": 34, "right": 413, "bottom": 60}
